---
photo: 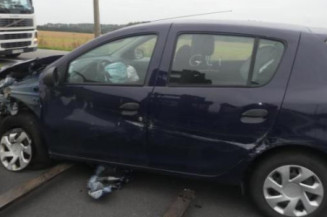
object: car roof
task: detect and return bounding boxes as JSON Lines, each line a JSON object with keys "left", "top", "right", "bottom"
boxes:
{"left": 130, "top": 19, "right": 321, "bottom": 35}
{"left": 309, "top": 27, "right": 327, "bottom": 39}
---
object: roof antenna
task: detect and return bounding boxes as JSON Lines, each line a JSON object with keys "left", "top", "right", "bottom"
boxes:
{"left": 152, "top": 10, "right": 233, "bottom": 22}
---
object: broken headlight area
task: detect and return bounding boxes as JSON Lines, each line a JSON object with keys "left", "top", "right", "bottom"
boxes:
{"left": 0, "top": 76, "right": 15, "bottom": 93}
{"left": 0, "top": 99, "right": 19, "bottom": 116}
{"left": 3, "top": 87, "right": 12, "bottom": 98}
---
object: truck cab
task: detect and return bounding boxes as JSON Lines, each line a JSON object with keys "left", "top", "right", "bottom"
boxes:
{"left": 0, "top": 0, "right": 37, "bottom": 57}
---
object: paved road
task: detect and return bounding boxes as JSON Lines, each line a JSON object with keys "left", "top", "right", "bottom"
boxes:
{"left": 0, "top": 49, "right": 262, "bottom": 217}
{"left": 1, "top": 165, "right": 260, "bottom": 217}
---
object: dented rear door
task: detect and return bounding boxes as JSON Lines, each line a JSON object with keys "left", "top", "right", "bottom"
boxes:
{"left": 147, "top": 23, "right": 300, "bottom": 176}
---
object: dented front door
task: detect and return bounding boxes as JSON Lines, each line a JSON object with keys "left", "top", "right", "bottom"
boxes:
{"left": 39, "top": 25, "right": 170, "bottom": 166}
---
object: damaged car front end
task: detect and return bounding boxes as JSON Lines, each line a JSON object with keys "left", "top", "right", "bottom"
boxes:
{"left": 0, "top": 56, "right": 62, "bottom": 118}
{"left": 0, "top": 56, "right": 63, "bottom": 171}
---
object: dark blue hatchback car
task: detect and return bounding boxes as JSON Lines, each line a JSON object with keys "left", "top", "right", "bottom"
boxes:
{"left": 1, "top": 20, "right": 327, "bottom": 217}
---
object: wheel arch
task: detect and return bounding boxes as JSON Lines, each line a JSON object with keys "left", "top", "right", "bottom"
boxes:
{"left": 0, "top": 109, "right": 51, "bottom": 171}
{"left": 0, "top": 102, "right": 46, "bottom": 151}
{"left": 243, "top": 144, "right": 327, "bottom": 189}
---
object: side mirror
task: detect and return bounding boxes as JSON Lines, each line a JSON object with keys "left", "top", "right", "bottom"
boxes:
{"left": 43, "top": 67, "right": 59, "bottom": 87}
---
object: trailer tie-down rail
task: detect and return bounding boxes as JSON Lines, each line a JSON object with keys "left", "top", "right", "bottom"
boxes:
{"left": 163, "top": 189, "right": 195, "bottom": 217}
{"left": 1, "top": 164, "right": 195, "bottom": 217}
{"left": 0, "top": 163, "right": 73, "bottom": 211}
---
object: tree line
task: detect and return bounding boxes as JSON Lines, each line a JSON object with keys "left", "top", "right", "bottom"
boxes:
{"left": 37, "top": 22, "right": 148, "bottom": 34}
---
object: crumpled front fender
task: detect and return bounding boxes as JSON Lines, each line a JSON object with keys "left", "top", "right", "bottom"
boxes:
{"left": 0, "top": 55, "right": 63, "bottom": 117}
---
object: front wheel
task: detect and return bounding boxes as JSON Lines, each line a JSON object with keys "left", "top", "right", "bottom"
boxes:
{"left": 249, "top": 151, "right": 327, "bottom": 217}
{"left": 0, "top": 113, "right": 51, "bottom": 172}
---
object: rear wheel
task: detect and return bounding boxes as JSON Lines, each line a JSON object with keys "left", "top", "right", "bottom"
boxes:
{"left": 0, "top": 113, "right": 51, "bottom": 172}
{"left": 249, "top": 151, "right": 327, "bottom": 217}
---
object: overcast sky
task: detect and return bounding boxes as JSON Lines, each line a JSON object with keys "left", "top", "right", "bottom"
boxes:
{"left": 33, "top": 0, "right": 327, "bottom": 28}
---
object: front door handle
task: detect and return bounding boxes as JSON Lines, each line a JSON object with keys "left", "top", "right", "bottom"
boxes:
{"left": 241, "top": 109, "right": 268, "bottom": 124}
{"left": 119, "top": 102, "right": 140, "bottom": 116}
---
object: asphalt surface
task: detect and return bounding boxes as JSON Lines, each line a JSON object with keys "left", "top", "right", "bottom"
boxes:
{"left": 0, "top": 49, "right": 262, "bottom": 217}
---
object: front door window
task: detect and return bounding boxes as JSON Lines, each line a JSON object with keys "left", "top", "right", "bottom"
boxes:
{"left": 67, "top": 35, "right": 158, "bottom": 85}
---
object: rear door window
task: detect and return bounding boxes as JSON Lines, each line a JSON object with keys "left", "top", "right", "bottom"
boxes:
{"left": 169, "top": 34, "right": 284, "bottom": 87}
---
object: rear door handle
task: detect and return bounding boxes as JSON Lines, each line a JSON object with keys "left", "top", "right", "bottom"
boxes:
{"left": 241, "top": 109, "right": 268, "bottom": 124}
{"left": 119, "top": 102, "right": 140, "bottom": 116}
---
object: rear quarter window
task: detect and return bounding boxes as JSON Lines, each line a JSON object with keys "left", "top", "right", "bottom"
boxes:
{"left": 251, "top": 39, "right": 285, "bottom": 86}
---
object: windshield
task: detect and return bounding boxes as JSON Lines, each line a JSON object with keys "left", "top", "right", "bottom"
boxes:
{"left": 0, "top": 0, "right": 33, "bottom": 14}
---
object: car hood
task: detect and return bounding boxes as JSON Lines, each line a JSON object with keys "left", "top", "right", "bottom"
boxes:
{"left": 0, "top": 55, "right": 63, "bottom": 92}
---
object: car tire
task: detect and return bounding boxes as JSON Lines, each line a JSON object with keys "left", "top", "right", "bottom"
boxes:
{"left": 249, "top": 151, "right": 327, "bottom": 217}
{"left": 0, "top": 113, "right": 51, "bottom": 172}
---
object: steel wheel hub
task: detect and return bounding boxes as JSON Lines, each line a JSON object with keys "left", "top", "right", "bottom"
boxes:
{"left": 284, "top": 183, "right": 302, "bottom": 198}
{"left": 263, "top": 165, "right": 324, "bottom": 217}
{"left": 0, "top": 129, "right": 32, "bottom": 171}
